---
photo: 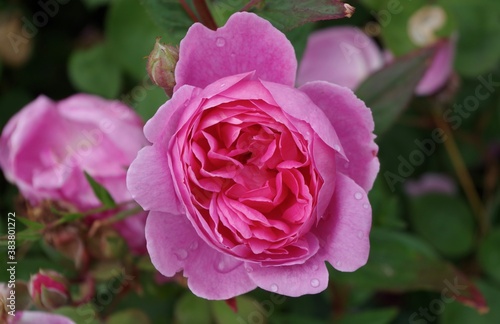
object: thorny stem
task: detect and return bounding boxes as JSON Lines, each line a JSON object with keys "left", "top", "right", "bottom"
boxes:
{"left": 179, "top": 0, "right": 199, "bottom": 23}
{"left": 432, "top": 108, "right": 488, "bottom": 236}
{"left": 193, "top": 0, "right": 218, "bottom": 30}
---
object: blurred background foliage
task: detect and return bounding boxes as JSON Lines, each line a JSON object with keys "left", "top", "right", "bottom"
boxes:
{"left": 0, "top": 0, "right": 499, "bottom": 323}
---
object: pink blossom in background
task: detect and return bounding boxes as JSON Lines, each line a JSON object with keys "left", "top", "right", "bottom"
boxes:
{"left": 10, "top": 311, "right": 76, "bottom": 324}
{"left": 296, "top": 26, "right": 384, "bottom": 89}
{"left": 297, "top": 26, "right": 456, "bottom": 95}
{"left": 127, "top": 13, "right": 379, "bottom": 299}
{"left": 404, "top": 173, "right": 457, "bottom": 197}
{"left": 0, "top": 94, "right": 148, "bottom": 254}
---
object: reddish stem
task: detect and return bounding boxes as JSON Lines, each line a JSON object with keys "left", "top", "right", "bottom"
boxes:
{"left": 180, "top": 0, "right": 199, "bottom": 23}
{"left": 193, "top": 0, "right": 217, "bottom": 30}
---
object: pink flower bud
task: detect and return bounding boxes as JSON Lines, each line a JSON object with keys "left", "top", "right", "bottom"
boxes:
{"left": 147, "top": 37, "right": 179, "bottom": 97}
{"left": 29, "top": 270, "right": 70, "bottom": 310}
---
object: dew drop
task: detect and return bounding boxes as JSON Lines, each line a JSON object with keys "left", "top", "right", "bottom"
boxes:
{"left": 270, "top": 284, "right": 279, "bottom": 292}
{"left": 357, "top": 231, "right": 363, "bottom": 239}
{"left": 354, "top": 192, "right": 363, "bottom": 200}
{"left": 245, "top": 265, "right": 253, "bottom": 273}
{"left": 220, "top": 83, "right": 226, "bottom": 88}
{"left": 189, "top": 241, "right": 198, "bottom": 250}
{"left": 311, "top": 264, "right": 319, "bottom": 271}
{"left": 336, "top": 261, "right": 342, "bottom": 267}
{"left": 214, "top": 254, "right": 240, "bottom": 274}
{"left": 174, "top": 249, "right": 188, "bottom": 261}
{"left": 333, "top": 144, "right": 340, "bottom": 151}
{"left": 230, "top": 52, "right": 236, "bottom": 58}
{"left": 363, "top": 203, "right": 369, "bottom": 209}
{"left": 310, "top": 278, "right": 320, "bottom": 288}
{"left": 215, "top": 37, "right": 226, "bottom": 47}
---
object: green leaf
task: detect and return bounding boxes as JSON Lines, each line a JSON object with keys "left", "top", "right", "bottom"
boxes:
{"left": 332, "top": 228, "right": 487, "bottom": 311}
{"left": 336, "top": 308, "right": 399, "bottom": 324}
{"left": 247, "top": 0, "right": 348, "bottom": 31}
{"left": 82, "top": 0, "right": 109, "bottom": 9}
{"left": 211, "top": 296, "right": 267, "bottom": 324}
{"left": 131, "top": 86, "right": 168, "bottom": 121}
{"left": 478, "top": 227, "right": 500, "bottom": 284}
{"left": 106, "top": 0, "right": 170, "bottom": 80}
{"left": 174, "top": 293, "right": 212, "bottom": 324}
{"left": 356, "top": 47, "right": 435, "bottom": 135}
{"left": 17, "top": 217, "right": 44, "bottom": 230}
{"left": 106, "top": 309, "right": 151, "bottom": 324}
{"left": 84, "top": 172, "right": 116, "bottom": 208}
{"left": 369, "top": 177, "right": 406, "bottom": 230}
{"left": 140, "top": 0, "right": 193, "bottom": 43}
{"left": 409, "top": 194, "right": 476, "bottom": 258}
{"left": 68, "top": 43, "right": 122, "bottom": 99}
{"left": 440, "top": 0, "right": 500, "bottom": 76}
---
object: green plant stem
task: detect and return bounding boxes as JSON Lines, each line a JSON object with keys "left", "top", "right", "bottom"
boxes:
{"left": 432, "top": 108, "right": 488, "bottom": 236}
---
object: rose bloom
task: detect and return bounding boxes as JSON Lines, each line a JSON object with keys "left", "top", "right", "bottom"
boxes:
{"left": 297, "top": 26, "right": 456, "bottom": 95}
{"left": 127, "top": 13, "right": 379, "bottom": 299}
{"left": 0, "top": 94, "right": 148, "bottom": 254}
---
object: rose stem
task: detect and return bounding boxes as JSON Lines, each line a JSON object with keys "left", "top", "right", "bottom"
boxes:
{"left": 431, "top": 107, "right": 488, "bottom": 236}
{"left": 193, "top": 0, "right": 218, "bottom": 30}
{"left": 179, "top": 0, "right": 199, "bottom": 23}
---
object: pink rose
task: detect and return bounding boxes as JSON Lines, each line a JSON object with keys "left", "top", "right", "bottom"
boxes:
{"left": 0, "top": 94, "right": 148, "bottom": 254}
{"left": 297, "top": 26, "right": 456, "bottom": 95}
{"left": 127, "top": 13, "right": 379, "bottom": 299}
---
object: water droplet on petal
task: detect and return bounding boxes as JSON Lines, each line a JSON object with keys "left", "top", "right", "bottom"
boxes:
{"left": 215, "top": 37, "right": 226, "bottom": 47}
{"left": 270, "top": 284, "right": 278, "bottom": 292}
{"left": 354, "top": 192, "right": 363, "bottom": 200}
{"left": 363, "top": 203, "right": 369, "bottom": 209}
{"left": 310, "top": 278, "right": 320, "bottom": 288}
{"left": 189, "top": 241, "right": 198, "bottom": 250}
{"left": 245, "top": 265, "right": 253, "bottom": 273}
{"left": 174, "top": 249, "right": 188, "bottom": 261}
{"left": 311, "top": 264, "right": 319, "bottom": 271}
{"left": 214, "top": 254, "right": 240, "bottom": 274}
{"left": 230, "top": 52, "right": 236, "bottom": 58}
{"left": 358, "top": 231, "right": 364, "bottom": 239}
{"left": 333, "top": 144, "right": 340, "bottom": 151}
{"left": 220, "top": 83, "right": 226, "bottom": 88}
{"left": 336, "top": 261, "right": 342, "bottom": 267}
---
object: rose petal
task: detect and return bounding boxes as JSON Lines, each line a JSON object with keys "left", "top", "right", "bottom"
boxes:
{"left": 15, "top": 311, "right": 76, "bottom": 324}
{"left": 126, "top": 146, "right": 181, "bottom": 213}
{"left": 297, "top": 27, "right": 384, "bottom": 89}
{"left": 300, "top": 81, "right": 379, "bottom": 191}
{"left": 316, "top": 172, "right": 372, "bottom": 272}
{"left": 247, "top": 253, "right": 328, "bottom": 296}
{"left": 175, "top": 12, "right": 297, "bottom": 91}
{"left": 144, "top": 85, "right": 199, "bottom": 144}
{"left": 146, "top": 211, "right": 256, "bottom": 299}
{"left": 416, "top": 37, "right": 456, "bottom": 96}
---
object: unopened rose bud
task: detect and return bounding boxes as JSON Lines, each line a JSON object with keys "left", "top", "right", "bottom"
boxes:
{"left": 87, "top": 227, "right": 126, "bottom": 260}
{"left": 147, "top": 37, "right": 179, "bottom": 97}
{"left": 29, "top": 270, "right": 70, "bottom": 310}
{"left": 46, "top": 225, "right": 89, "bottom": 270}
